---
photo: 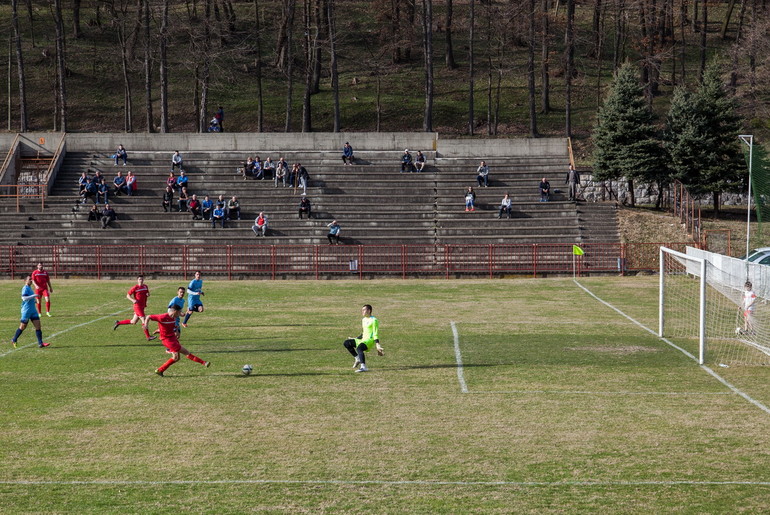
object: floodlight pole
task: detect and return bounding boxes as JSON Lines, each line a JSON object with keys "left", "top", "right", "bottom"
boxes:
{"left": 739, "top": 135, "right": 753, "bottom": 278}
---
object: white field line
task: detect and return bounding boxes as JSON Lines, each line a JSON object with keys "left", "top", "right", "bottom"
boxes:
{"left": 469, "top": 390, "right": 733, "bottom": 396}
{"left": 1, "top": 479, "right": 769, "bottom": 487}
{"left": 450, "top": 321, "right": 468, "bottom": 393}
{"left": 574, "top": 279, "right": 770, "bottom": 416}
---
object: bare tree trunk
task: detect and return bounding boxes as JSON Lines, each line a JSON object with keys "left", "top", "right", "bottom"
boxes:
{"left": 11, "top": 0, "right": 28, "bottom": 131}
{"left": 528, "top": 0, "right": 538, "bottom": 137}
{"left": 73, "top": 0, "right": 82, "bottom": 39}
{"left": 24, "top": 0, "right": 36, "bottom": 48}
{"left": 423, "top": 0, "right": 434, "bottom": 132}
{"left": 468, "top": 0, "right": 475, "bottom": 135}
{"left": 121, "top": 30, "right": 133, "bottom": 132}
{"left": 159, "top": 0, "right": 169, "bottom": 132}
{"left": 143, "top": 0, "right": 154, "bottom": 132}
{"left": 311, "top": 0, "right": 323, "bottom": 94}
{"left": 564, "top": 0, "right": 575, "bottom": 137}
{"left": 328, "top": 0, "right": 340, "bottom": 132}
{"left": 613, "top": 0, "right": 626, "bottom": 70}
{"left": 254, "top": 0, "right": 264, "bottom": 132}
{"left": 52, "top": 0, "right": 67, "bottom": 132}
{"left": 198, "top": 0, "right": 212, "bottom": 132}
{"left": 699, "top": 0, "right": 707, "bottom": 81}
{"left": 541, "top": 0, "right": 551, "bottom": 114}
{"left": 485, "top": 5, "right": 491, "bottom": 135}
{"left": 284, "top": 0, "right": 296, "bottom": 131}
{"left": 445, "top": 0, "right": 457, "bottom": 69}
{"left": 494, "top": 68, "right": 502, "bottom": 135}
{"left": 375, "top": 71, "right": 381, "bottom": 132}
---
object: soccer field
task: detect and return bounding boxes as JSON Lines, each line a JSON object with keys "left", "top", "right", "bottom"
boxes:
{"left": 1, "top": 277, "right": 769, "bottom": 513}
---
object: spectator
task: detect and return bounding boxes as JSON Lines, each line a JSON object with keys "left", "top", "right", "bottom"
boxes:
{"left": 165, "top": 171, "right": 176, "bottom": 190}
{"left": 215, "top": 106, "right": 224, "bottom": 131}
{"left": 162, "top": 186, "right": 174, "bottom": 212}
{"left": 400, "top": 149, "right": 415, "bottom": 173}
{"left": 226, "top": 196, "right": 241, "bottom": 221}
{"left": 80, "top": 177, "right": 98, "bottom": 204}
{"left": 114, "top": 144, "right": 128, "bottom": 166}
{"left": 342, "top": 142, "right": 354, "bottom": 165}
{"left": 288, "top": 163, "right": 299, "bottom": 187}
{"left": 241, "top": 156, "right": 255, "bottom": 178}
{"left": 252, "top": 212, "right": 268, "bottom": 237}
{"left": 126, "top": 171, "right": 137, "bottom": 196}
{"left": 498, "top": 192, "right": 512, "bottom": 219}
{"left": 464, "top": 186, "right": 476, "bottom": 212}
{"left": 178, "top": 187, "right": 189, "bottom": 212}
{"left": 263, "top": 157, "right": 275, "bottom": 180}
{"left": 207, "top": 118, "right": 221, "bottom": 132}
{"left": 275, "top": 158, "right": 289, "bottom": 187}
{"left": 113, "top": 171, "right": 129, "bottom": 196}
{"left": 77, "top": 172, "right": 89, "bottom": 194}
{"left": 97, "top": 179, "right": 109, "bottom": 204}
{"left": 294, "top": 163, "right": 309, "bottom": 194}
{"left": 476, "top": 160, "right": 490, "bottom": 187}
{"left": 93, "top": 170, "right": 104, "bottom": 186}
{"left": 253, "top": 157, "right": 266, "bottom": 180}
{"left": 201, "top": 195, "right": 214, "bottom": 220}
{"left": 87, "top": 204, "right": 100, "bottom": 222}
{"left": 539, "top": 177, "right": 551, "bottom": 202}
{"left": 176, "top": 170, "right": 189, "bottom": 191}
{"left": 171, "top": 151, "right": 183, "bottom": 171}
{"left": 565, "top": 164, "right": 580, "bottom": 201}
{"left": 101, "top": 204, "right": 117, "bottom": 229}
{"left": 189, "top": 194, "right": 202, "bottom": 220}
{"left": 211, "top": 203, "right": 226, "bottom": 228}
{"left": 327, "top": 220, "right": 341, "bottom": 245}
{"left": 415, "top": 151, "right": 426, "bottom": 172}
{"left": 216, "top": 194, "right": 227, "bottom": 209}
{"left": 298, "top": 195, "right": 312, "bottom": 219}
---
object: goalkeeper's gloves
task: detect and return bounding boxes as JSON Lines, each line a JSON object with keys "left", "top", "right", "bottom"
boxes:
{"left": 375, "top": 340, "right": 384, "bottom": 356}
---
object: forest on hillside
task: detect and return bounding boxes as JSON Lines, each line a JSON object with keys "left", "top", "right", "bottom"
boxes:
{"left": 1, "top": 0, "right": 769, "bottom": 139}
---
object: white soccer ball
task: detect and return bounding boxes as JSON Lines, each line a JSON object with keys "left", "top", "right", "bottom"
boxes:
{"left": 735, "top": 327, "right": 742, "bottom": 336}
{"left": 242, "top": 364, "right": 253, "bottom": 376}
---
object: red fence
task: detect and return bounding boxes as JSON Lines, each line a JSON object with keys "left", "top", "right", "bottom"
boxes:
{"left": 0, "top": 243, "right": 695, "bottom": 280}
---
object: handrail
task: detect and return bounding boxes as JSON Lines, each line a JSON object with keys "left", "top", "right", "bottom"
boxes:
{"left": 0, "top": 184, "right": 45, "bottom": 212}
{"left": 0, "top": 133, "right": 21, "bottom": 185}
{"left": 567, "top": 137, "right": 575, "bottom": 168}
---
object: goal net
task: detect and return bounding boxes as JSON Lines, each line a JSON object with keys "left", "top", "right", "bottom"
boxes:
{"left": 660, "top": 246, "right": 770, "bottom": 366}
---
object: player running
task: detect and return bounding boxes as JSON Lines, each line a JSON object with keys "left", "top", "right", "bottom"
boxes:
{"left": 11, "top": 276, "right": 50, "bottom": 348}
{"left": 343, "top": 304, "right": 384, "bottom": 373}
{"left": 181, "top": 271, "right": 204, "bottom": 328}
{"left": 144, "top": 306, "right": 211, "bottom": 376}
{"left": 113, "top": 275, "right": 156, "bottom": 341}
{"left": 31, "top": 262, "right": 53, "bottom": 317}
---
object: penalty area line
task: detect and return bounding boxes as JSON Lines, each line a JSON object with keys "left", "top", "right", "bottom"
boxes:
{"left": 450, "top": 321, "right": 468, "bottom": 393}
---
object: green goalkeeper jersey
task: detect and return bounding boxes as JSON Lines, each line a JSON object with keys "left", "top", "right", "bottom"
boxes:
{"left": 355, "top": 316, "right": 379, "bottom": 347}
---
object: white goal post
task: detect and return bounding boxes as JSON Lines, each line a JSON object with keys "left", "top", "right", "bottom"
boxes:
{"left": 660, "top": 247, "right": 706, "bottom": 364}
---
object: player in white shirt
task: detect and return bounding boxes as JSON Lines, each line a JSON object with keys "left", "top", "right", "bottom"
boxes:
{"left": 742, "top": 281, "right": 757, "bottom": 334}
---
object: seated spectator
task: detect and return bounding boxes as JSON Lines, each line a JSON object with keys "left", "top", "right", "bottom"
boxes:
{"left": 93, "top": 170, "right": 104, "bottom": 185}
{"left": 96, "top": 179, "right": 109, "bottom": 204}
{"left": 87, "top": 204, "right": 100, "bottom": 222}
{"left": 263, "top": 157, "right": 275, "bottom": 180}
{"left": 189, "top": 194, "right": 202, "bottom": 220}
{"left": 252, "top": 212, "right": 268, "bottom": 237}
{"left": 464, "top": 186, "right": 476, "bottom": 212}
{"left": 216, "top": 194, "right": 227, "bottom": 209}
{"left": 171, "top": 150, "right": 183, "bottom": 171}
{"left": 207, "top": 118, "right": 221, "bottom": 132}
{"left": 275, "top": 158, "right": 289, "bottom": 187}
{"left": 165, "top": 171, "right": 176, "bottom": 190}
{"left": 415, "top": 151, "right": 426, "bottom": 172}
{"left": 178, "top": 187, "right": 189, "bottom": 212}
{"left": 254, "top": 157, "right": 266, "bottom": 180}
{"left": 113, "top": 171, "right": 129, "bottom": 196}
{"left": 80, "top": 177, "right": 98, "bottom": 204}
{"left": 114, "top": 144, "right": 128, "bottom": 166}
{"left": 298, "top": 195, "right": 312, "bottom": 219}
{"left": 498, "top": 192, "right": 512, "bottom": 219}
{"left": 242, "top": 156, "right": 256, "bottom": 178}
{"left": 476, "top": 160, "right": 490, "bottom": 187}
{"left": 162, "top": 186, "right": 174, "bottom": 212}
{"left": 327, "top": 220, "right": 341, "bottom": 245}
{"left": 211, "top": 203, "right": 226, "bottom": 228}
{"left": 176, "top": 170, "right": 188, "bottom": 191}
{"left": 400, "top": 149, "right": 415, "bottom": 173}
{"left": 101, "top": 204, "right": 117, "bottom": 229}
{"left": 539, "top": 177, "right": 551, "bottom": 202}
{"left": 201, "top": 195, "right": 214, "bottom": 220}
{"left": 77, "top": 172, "right": 89, "bottom": 195}
{"left": 226, "top": 196, "right": 241, "bottom": 220}
{"left": 342, "top": 142, "right": 354, "bottom": 165}
{"left": 126, "top": 171, "right": 137, "bottom": 196}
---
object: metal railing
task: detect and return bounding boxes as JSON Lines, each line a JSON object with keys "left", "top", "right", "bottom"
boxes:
{"left": 0, "top": 242, "right": 696, "bottom": 279}
{"left": 669, "top": 180, "right": 701, "bottom": 240}
{"left": 0, "top": 184, "right": 46, "bottom": 212}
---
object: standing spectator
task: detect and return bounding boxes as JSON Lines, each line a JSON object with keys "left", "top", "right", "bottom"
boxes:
{"left": 275, "top": 158, "right": 289, "bottom": 187}
{"left": 565, "top": 164, "right": 580, "bottom": 201}
{"left": 211, "top": 203, "right": 226, "bottom": 228}
{"left": 101, "top": 204, "right": 117, "bottom": 228}
{"left": 171, "top": 150, "right": 183, "bottom": 171}
{"left": 464, "top": 186, "right": 476, "bottom": 212}
{"left": 189, "top": 194, "right": 202, "bottom": 220}
{"left": 498, "top": 193, "right": 512, "bottom": 219}
{"left": 400, "top": 149, "right": 415, "bottom": 173}
{"left": 177, "top": 187, "right": 189, "bottom": 212}
{"left": 342, "top": 142, "right": 354, "bottom": 165}
{"left": 476, "top": 160, "right": 490, "bottom": 187}
{"left": 165, "top": 171, "right": 176, "bottom": 190}
{"left": 327, "top": 220, "right": 341, "bottom": 245}
{"left": 215, "top": 106, "right": 224, "bottom": 131}
{"left": 97, "top": 179, "right": 109, "bottom": 204}
{"left": 226, "top": 196, "right": 241, "bottom": 220}
{"left": 252, "top": 212, "right": 268, "bottom": 237}
{"left": 201, "top": 195, "right": 214, "bottom": 220}
{"left": 176, "top": 170, "right": 189, "bottom": 191}
{"left": 162, "top": 186, "right": 174, "bottom": 212}
{"left": 10, "top": 276, "right": 50, "bottom": 349}
{"left": 415, "top": 151, "right": 426, "bottom": 172}
{"left": 126, "top": 171, "right": 137, "bottom": 196}
{"left": 114, "top": 144, "right": 128, "bottom": 166}
{"left": 263, "top": 157, "right": 275, "bottom": 180}
{"left": 113, "top": 171, "right": 129, "bottom": 196}
{"left": 539, "top": 177, "right": 551, "bottom": 202}
{"left": 288, "top": 163, "right": 299, "bottom": 187}
{"left": 31, "top": 262, "right": 53, "bottom": 317}
{"left": 298, "top": 195, "right": 312, "bottom": 219}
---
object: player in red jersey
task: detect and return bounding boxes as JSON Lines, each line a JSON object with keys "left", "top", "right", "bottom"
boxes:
{"left": 31, "top": 263, "right": 54, "bottom": 317}
{"left": 144, "top": 306, "right": 211, "bottom": 376}
{"left": 113, "top": 275, "right": 156, "bottom": 341}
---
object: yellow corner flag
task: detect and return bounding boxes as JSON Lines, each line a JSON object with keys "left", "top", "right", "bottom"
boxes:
{"left": 572, "top": 245, "right": 584, "bottom": 256}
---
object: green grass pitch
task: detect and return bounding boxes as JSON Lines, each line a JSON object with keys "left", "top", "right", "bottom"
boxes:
{"left": 1, "top": 277, "right": 769, "bottom": 513}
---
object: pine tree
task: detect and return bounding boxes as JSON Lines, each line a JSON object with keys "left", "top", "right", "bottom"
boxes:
{"left": 592, "top": 62, "right": 666, "bottom": 207}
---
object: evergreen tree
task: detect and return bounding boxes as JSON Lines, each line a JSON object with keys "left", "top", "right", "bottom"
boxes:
{"left": 664, "top": 61, "right": 746, "bottom": 214}
{"left": 592, "top": 62, "right": 667, "bottom": 207}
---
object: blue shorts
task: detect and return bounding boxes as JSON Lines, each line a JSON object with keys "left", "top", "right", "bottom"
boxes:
{"left": 21, "top": 314, "right": 40, "bottom": 324}
{"left": 188, "top": 299, "right": 203, "bottom": 311}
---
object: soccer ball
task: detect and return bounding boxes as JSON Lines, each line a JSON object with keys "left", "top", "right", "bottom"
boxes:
{"left": 242, "top": 364, "right": 253, "bottom": 376}
{"left": 735, "top": 327, "right": 743, "bottom": 336}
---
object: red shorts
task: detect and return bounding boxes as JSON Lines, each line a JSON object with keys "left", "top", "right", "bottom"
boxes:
{"left": 35, "top": 288, "right": 49, "bottom": 299}
{"left": 161, "top": 337, "right": 181, "bottom": 353}
{"left": 133, "top": 303, "right": 147, "bottom": 318}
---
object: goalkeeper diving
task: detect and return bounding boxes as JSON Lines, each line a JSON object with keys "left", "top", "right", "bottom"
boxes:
{"left": 343, "top": 304, "right": 384, "bottom": 373}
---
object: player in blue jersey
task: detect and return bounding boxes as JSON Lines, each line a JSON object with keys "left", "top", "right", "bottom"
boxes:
{"left": 11, "top": 276, "right": 50, "bottom": 348}
{"left": 182, "top": 271, "right": 204, "bottom": 327}
{"left": 169, "top": 287, "right": 186, "bottom": 336}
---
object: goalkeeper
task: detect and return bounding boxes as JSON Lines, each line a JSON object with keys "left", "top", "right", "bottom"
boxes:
{"left": 343, "top": 304, "right": 384, "bottom": 373}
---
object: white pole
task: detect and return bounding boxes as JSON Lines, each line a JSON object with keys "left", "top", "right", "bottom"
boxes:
{"left": 699, "top": 258, "right": 707, "bottom": 365}
{"left": 739, "top": 135, "right": 754, "bottom": 277}
{"left": 659, "top": 246, "right": 665, "bottom": 337}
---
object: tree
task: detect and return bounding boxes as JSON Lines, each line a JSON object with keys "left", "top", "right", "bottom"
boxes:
{"left": 445, "top": 0, "right": 457, "bottom": 69}
{"left": 468, "top": 0, "right": 475, "bottom": 135}
{"left": 422, "top": 0, "right": 434, "bottom": 132}
{"left": 564, "top": 0, "right": 575, "bottom": 137}
{"left": 51, "top": 0, "right": 67, "bottom": 132}
{"left": 159, "top": 0, "right": 170, "bottom": 132}
{"left": 592, "top": 62, "right": 666, "bottom": 207}
{"left": 664, "top": 61, "right": 746, "bottom": 214}
{"left": 327, "top": 0, "right": 340, "bottom": 132}
{"left": 11, "top": 0, "right": 28, "bottom": 131}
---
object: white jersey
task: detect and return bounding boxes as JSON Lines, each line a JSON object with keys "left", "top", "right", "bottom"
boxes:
{"left": 743, "top": 290, "right": 757, "bottom": 312}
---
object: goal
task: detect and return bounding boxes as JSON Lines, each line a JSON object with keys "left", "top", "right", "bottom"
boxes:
{"left": 660, "top": 246, "right": 770, "bottom": 366}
